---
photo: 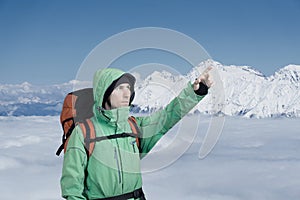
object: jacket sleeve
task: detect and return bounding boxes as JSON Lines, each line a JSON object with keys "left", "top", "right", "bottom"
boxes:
{"left": 136, "top": 82, "right": 206, "bottom": 157}
{"left": 60, "top": 126, "right": 88, "bottom": 200}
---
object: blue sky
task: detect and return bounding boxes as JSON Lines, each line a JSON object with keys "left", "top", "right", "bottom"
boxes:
{"left": 0, "top": 0, "right": 299, "bottom": 84}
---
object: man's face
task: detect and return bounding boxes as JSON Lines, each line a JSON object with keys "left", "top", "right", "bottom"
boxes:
{"left": 106, "top": 83, "right": 131, "bottom": 109}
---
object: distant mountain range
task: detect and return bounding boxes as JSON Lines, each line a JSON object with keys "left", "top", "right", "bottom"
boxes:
{"left": 1, "top": 60, "right": 299, "bottom": 118}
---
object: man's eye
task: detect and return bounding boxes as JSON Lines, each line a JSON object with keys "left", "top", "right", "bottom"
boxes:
{"left": 117, "top": 85, "right": 130, "bottom": 90}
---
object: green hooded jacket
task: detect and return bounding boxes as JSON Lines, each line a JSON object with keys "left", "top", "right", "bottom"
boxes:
{"left": 60, "top": 68, "right": 206, "bottom": 200}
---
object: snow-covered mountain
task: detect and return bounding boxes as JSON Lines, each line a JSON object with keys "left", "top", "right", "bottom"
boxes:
{"left": 1, "top": 60, "right": 299, "bottom": 118}
{"left": 0, "top": 80, "right": 91, "bottom": 116}
{"left": 196, "top": 60, "right": 300, "bottom": 118}
{"left": 133, "top": 60, "right": 300, "bottom": 118}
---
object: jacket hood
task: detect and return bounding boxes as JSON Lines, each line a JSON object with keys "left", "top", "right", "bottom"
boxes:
{"left": 93, "top": 68, "right": 135, "bottom": 112}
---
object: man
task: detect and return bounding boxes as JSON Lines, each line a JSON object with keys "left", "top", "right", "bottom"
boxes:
{"left": 61, "top": 67, "right": 213, "bottom": 200}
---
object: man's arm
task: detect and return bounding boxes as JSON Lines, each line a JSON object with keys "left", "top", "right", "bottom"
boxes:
{"left": 135, "top": 67, "right": 213, "bottom": 157}
{"left": 60, "top": 126, "right": 87, "bottom": 200}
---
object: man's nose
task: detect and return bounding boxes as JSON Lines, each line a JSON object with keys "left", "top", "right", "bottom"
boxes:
{"left": 123, "top": 88, "right": 131, "bottom": 98}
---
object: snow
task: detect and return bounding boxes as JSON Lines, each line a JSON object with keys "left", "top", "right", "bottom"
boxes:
{"left": 0, "top": 115, "right": 299, "bottom": 199}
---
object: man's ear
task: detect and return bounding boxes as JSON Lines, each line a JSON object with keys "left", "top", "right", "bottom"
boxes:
{"left": 104, "top": 97, "right": 112, "bottom": 110}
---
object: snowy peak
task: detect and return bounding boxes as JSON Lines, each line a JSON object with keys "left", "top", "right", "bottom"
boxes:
{"left": 142, "top": 70, "right": 184, "bottom": 87}
{"left": 270, "top": 64, "right": 300, "bottom": 84}
{"left": 189, "top": 59, "right": 266, "bottom": 81}
{"left": 282, "top": 64, "right": 300, "bottom": 72}
{"left": 133, "top": 70, "right": 186, "bottom": 111}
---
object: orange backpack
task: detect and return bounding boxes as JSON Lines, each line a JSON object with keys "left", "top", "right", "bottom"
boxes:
{"left": 56, "top": 88, "right": 140, "bottom": 156}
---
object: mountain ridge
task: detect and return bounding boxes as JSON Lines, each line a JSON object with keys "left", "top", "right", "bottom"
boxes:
{"left": 1, "top": 60, "right": 299, "bottom": 118}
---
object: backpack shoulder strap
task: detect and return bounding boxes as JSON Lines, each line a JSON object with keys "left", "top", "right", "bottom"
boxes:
{"left": 128, "top": 116, "right": 142, "bottom": 151}
{"left": 79, "top": 118, "right": 96, "bottom": 157}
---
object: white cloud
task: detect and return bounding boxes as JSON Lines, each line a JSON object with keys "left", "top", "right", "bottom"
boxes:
{"left": 0, "top": 115, "right": 300, "bottom": 199}
{"left": 0, "top": 156, "right": 21, "bottom": 170}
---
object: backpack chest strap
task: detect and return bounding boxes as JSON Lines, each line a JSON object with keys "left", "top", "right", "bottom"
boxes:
{"left": 79, "top": 117, "right": 141, "bottom": 157}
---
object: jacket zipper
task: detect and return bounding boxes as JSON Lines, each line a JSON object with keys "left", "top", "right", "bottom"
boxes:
{"left": 114, "top": 147, "right": 122, "bottom": 184}
{"left": 131, "top": 140, "right": 136, "bottom": 153}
